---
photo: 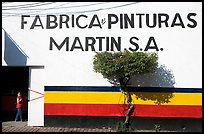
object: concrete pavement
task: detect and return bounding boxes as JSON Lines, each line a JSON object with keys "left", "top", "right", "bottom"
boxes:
{"left": 2, "top": 121, "right": 162, "bottom": 132}
{"left": 2, "top": 120, "right": 181, "bottom": 132}
{"left": 2, "top": 121, "right": 117, "bottom": 132}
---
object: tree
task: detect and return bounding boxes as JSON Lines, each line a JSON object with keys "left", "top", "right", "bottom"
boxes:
{"left": 93, "top": 50, "right": 158, "bottom": 131}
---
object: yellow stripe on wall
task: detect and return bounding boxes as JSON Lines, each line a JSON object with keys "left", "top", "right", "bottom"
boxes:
{"left": 44, "top": 91, "right": 202, "bottom": 105}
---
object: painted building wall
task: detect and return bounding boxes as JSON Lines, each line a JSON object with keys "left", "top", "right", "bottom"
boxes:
{"left": 2, "top": 2, "right": 202, "bottom": 88}
{"left": 2, "top": 2, "right": 202, "bottom": 127}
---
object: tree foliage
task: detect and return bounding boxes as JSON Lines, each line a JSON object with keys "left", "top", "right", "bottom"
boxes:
{"left": 93, "top": 50, "right": 159, "bottom": 86}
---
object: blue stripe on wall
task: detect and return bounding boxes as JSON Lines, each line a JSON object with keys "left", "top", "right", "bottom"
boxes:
{"left": 44, "top": 86, "right": 202, "bottom": 93}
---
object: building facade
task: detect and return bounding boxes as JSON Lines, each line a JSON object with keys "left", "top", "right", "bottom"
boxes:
{"left": 2, "top": 2, "right": 202, "bottom": 131}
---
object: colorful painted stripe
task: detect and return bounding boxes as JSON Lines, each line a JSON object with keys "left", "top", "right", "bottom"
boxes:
{"left": 44, "top": 91, "right": 202, "bottom": 105}
{"left": 44, "top": 86, "right": 202, "bottom": 93}
{"left": 44, "top": 103, "right": 202, "bottom": 118}
{"left": 44, "top": 86, "right": 202, "bottom": 118}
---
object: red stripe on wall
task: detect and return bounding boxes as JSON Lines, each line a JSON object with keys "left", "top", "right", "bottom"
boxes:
{"left": 44, "top": 103, "right": 202, "bottom": 118}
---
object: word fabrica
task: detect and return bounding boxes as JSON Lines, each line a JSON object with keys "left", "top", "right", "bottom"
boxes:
{"left": 21, "top": 13, "right": 197, "bottom": 29}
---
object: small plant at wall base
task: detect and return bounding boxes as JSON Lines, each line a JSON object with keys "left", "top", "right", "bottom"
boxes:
{"left": 154, "top": 124, "right": 161, "bottom": 132}
{"left": 93, "top": 50, "right": 158, "bottom": 131}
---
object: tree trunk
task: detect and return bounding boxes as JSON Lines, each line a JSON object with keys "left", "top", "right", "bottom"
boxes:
{"left": 123, "top": 91, "right": 134, "bottom": 128}
{"left": 120, "top": 86, "right": 134, "bottom": 130}
{"left": 119, "top": 76, "right": 134, "bottom": 131}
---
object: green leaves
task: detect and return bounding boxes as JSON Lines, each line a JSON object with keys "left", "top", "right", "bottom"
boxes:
{"left": 93, "top": 51, "right": 158, "bottom": 85}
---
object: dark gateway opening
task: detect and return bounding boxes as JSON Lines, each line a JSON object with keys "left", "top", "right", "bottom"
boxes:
{"left": 1, "top": 66, "right": 29, "bottom": 121}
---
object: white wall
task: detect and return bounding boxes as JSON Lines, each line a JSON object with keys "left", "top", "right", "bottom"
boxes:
{"left": 28, "top": 67, "right": 44, "bottom": 126}
{"left": 2, "top": 2, "right": 202, "bottom": 88}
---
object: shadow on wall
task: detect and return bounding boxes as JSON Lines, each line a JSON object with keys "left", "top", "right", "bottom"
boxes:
{"left": 128, "top": 64, "right": 175, "bottom": 105}
{"left": 130, "top": 91, "right": 174, "bottom": 105}
{"left": 129, "top": 64, "right": 175, "bottom": 87}
{"left": 3, "top": 30, "right": 28, "bottom": 66}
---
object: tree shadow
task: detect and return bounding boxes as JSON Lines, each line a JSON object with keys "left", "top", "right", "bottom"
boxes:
{"left": 130, "top": 91, "right": 174, "bottom": 105}
{"left": 129, "top": 64, "right": 175, "bottom": 88}
{"left": 127, "top": 64, "right": 176, "bottom": 105}
{"left": 105, "top": 64, "right": 176, "bottom": 105}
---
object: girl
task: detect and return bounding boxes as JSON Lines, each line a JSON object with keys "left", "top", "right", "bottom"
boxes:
{"left": 15, "top": 92, "right": 23, "bottom": 122}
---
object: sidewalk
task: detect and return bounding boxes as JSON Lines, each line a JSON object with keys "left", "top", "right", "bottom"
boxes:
{"left": 2, "top": 121, "right": 117, "bottom": 132}
{"left": 2, "top": 121, "right": 163, "bottom": 132}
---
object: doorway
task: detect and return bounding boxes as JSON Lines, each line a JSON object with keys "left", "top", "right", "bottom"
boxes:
{"left": 1, "top": 66, "right": 29, "bottom": 121}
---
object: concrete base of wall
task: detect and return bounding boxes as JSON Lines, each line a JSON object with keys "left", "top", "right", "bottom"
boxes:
{"left": 44, "top": 116, "right": 202, "bottom": 132}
